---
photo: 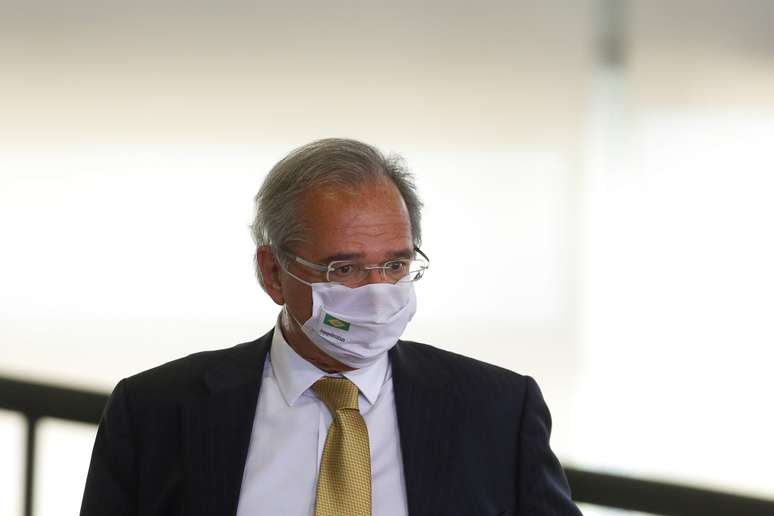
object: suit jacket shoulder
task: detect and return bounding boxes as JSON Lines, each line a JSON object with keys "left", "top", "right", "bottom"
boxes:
{"left": 392, "top": 339, "right": 530, "bottom": 408}
{"left": 121, "top": 333, "right": 272, "bottom": 405}
{"left": 389, "top": 339, "right": 581, "bottom": 516}
{"left": 81, "top": 332, "right": 273, "bottom": 516}
{"left": 393, "top": 339, "right": 526, "bottom": 376}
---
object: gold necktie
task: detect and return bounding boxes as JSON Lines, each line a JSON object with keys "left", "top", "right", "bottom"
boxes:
{"left": 312, "top": 377, "right": 372, "bottom": 516}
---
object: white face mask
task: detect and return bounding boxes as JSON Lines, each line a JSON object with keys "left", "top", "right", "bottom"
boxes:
{"left": 283, "top": 271, "right": 417, "bottom": 369}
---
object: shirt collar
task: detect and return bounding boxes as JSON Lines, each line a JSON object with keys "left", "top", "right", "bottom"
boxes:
{"left": 270, "top": 318, "right": 389, "bottom": 407}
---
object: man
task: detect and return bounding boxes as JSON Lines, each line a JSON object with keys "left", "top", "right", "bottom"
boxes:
{"left": 81, "top": 138, "right": 582, "bottom": 515}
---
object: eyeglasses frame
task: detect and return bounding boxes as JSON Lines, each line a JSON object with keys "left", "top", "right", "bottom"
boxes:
{"left": 281, "top": 247, "right": 430, "bottom": 285}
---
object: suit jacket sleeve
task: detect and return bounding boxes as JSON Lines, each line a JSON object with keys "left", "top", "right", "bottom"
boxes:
{"left": 517, "top": 376, "right": 582, "bottom": 515}
{"left": 80, "top": 379, "right": 138, "bottom": 516}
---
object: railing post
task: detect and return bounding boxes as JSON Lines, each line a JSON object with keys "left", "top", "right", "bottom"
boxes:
{"left": 24, "top": 414, "right": 38, "bottom": 516}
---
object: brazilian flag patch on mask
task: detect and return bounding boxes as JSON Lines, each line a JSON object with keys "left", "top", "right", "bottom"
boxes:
{"left": 323, "top": 313, "right": 350, "bottom": 331}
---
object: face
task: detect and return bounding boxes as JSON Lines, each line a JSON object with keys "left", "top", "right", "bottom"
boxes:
{"left": 257, "top": 178, "right": 413, "bottom": 371}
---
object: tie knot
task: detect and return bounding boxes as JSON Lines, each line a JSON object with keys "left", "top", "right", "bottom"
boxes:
{"left": 312, "top": 377, "right": 360, "bottom": 413}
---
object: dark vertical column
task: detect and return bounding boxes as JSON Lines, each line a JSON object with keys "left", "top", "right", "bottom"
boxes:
{"left": 24, "top": 415, "right": 38, "bottom": 516}
{"left": 597, "top": 0, "right": 628, "bottom": 69}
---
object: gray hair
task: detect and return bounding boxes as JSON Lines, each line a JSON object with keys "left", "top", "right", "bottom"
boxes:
{"left": 250, "top": 138, "right": 423, "bottom": 288}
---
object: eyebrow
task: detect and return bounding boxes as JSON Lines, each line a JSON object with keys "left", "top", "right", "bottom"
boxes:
{"left": 318, "top": 248, "right": 413, "bottom": 264}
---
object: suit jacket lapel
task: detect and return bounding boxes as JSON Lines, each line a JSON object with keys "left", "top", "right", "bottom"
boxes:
{"left": 181, "top": 331, "right": 273, "bottom": 516}
{"left": 390, "top": 340, "right": 459, "bottom": 515}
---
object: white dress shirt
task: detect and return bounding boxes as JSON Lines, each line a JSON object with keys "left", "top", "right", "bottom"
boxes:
{"left": 235, "top": 321, "right": 409, "bottom": 516}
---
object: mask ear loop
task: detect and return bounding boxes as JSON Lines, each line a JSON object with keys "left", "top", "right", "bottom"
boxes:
{"left": 282, "top": 303, "right": 307, "bottom": 332}
{"left": 279, "top": 262, "right": 315, "bottom": 332}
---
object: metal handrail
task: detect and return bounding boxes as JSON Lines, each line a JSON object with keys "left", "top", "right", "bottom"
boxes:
{"left": 2, "top": 375, "right": 773, "bottom": 516}
{"left": 0, "top": 376, "right": 109, "bottom": 516}
{"left": 565, "top": 469, "right": 774, "bottom": 515}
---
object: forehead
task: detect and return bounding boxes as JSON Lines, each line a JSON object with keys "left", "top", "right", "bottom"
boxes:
{"left": 296, "top": 179, "right": 413, "bottom": 261}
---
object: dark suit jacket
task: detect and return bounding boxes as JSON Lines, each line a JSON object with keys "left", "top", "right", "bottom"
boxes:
{"left": 81, "top": 330, "right": 581, "bottom": 516}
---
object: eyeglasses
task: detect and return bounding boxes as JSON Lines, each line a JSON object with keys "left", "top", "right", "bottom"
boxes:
{"left": 283, "top": 247, "right": 430, "bottom": 286}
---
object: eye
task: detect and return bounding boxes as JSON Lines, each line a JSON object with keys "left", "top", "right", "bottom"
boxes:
{"left": 332, "top": 263, "right": 355, "bottom": 276}
{"left": 385, "top": 260, "right": 408, "bottom": 272}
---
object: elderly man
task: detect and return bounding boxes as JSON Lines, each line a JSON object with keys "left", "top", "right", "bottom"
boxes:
{"left": 81, "top": 139, "right": 581, "bottom": 516}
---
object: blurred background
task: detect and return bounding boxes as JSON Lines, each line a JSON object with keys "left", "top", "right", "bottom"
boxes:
{"left": 1, "top": 0, "right": 773, "bottom": 514}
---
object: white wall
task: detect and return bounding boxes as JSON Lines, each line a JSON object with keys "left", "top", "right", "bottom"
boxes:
{"left": 573, "top": 0, "right": 774, "bottom": 499}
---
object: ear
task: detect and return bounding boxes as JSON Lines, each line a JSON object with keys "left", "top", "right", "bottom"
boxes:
{"left": 257, "top": 245, "right": 285, "bottom": 305}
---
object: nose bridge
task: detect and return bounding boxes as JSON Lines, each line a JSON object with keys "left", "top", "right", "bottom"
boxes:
{"left": 362, "top": 264, "right": 388, "bottom": 284}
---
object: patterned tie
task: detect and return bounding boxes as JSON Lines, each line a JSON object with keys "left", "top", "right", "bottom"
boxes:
{"left": 312, "top": 377, "right": 372, "bottom": 516}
